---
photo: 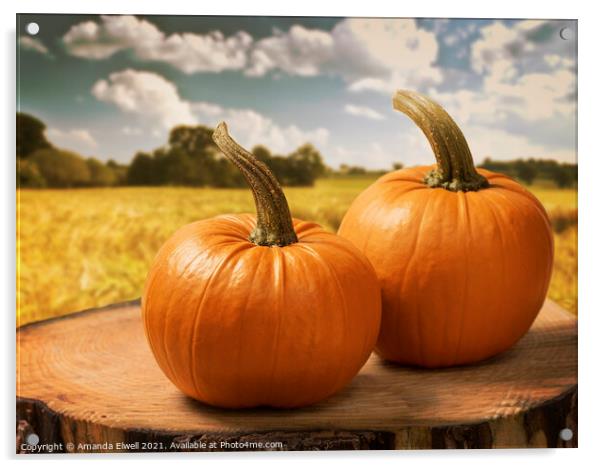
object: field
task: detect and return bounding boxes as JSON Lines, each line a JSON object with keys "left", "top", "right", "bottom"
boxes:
{"left": 16, "top": 177, "right": 577, "bottom": 326}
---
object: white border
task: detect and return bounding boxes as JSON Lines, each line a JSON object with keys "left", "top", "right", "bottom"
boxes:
{"left": 3, "top": 1, "right": 600, "bottom": 467}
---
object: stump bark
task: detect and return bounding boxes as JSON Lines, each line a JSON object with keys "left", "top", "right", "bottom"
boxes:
{"left": 16, "top": 299, "right": 577, "bottom": 452}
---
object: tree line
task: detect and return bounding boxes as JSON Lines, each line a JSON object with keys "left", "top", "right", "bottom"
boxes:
{"left": 126, "top": 126, "right": 326, "bottom": 187}
{"left": 17, "top": 112, "right": 576, "bottom": 189}
{"left": 478, "top": 157, "right": 577, "bottom": 188}
{"left": 17, "top": 113, "right": 326, "bottom": 188}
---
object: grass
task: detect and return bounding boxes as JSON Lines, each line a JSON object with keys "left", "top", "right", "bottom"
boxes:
{"left": 16, "top": 176, "right": 577, "bottom": 326}
{"left": 527, "top": 184, "right": 578, "bottom": 314}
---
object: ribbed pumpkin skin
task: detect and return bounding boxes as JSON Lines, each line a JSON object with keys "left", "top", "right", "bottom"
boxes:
{"left": 338, "top": 165, "right": 554, "bottom": 368}
{"left": 142, "top": 213, "right": 381, "bottom": 408}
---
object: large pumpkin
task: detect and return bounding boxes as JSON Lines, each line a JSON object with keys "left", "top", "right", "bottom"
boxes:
{"left": 142, "top": 122, "right": 381, "bottom": 408}
{"left": 338, "top": 90, "right": 554, "bottom": 368}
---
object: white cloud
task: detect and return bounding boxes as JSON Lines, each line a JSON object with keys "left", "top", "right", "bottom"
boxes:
{"left": 471, "top": 20, "right": 573, "bottom": 78}
{"left": 67, "top": 18, "right": 576, "bottom": 166}
{"left": 344, "top": 104, "right": 385, "bottom": 120}
{"left": 430, "top": 19, "right": 451, "bottom": 35}
{"left": 194, "top": 101, "right": 329, "bottom": 154}
{"left": 332, "top": 18, "right": 440, "bottom": 85}
{"left": 20, "top": 36, "right": 50, "bottom": 56}
{"left": 91, "top": 69, "right": 197, "bottom": 129}
{"left": 469, "top": 20, "right": 575, "bottom": 120}
{"left": 46, "top": 128, "right": 98, "bottom": 150}
{"left": 463, "top": 124, "right": 575, "bottom": 163}
{"left": 320, "top": 116, "right": 575, "bottom": 170}
{"left": 63, "top": 20, "right": 123, "bottom": 59}
{"left": 246, "top": 24, "right": 334, "bottom": 77}
{"left": 431, "top": 68, "right": 576, "bottom": 128}
{"left": 391, "top": 94, "right": 575, "bottom": 166}
{"left": 471, "top": 21, "right": 523, "bottom": 76}
{"left": 64, "top": 16, "right": 440, "bottom": 93}
{"left": 544, "top": 54, "right": 574, "bottom": 69}
{"left": 416, "top": 18, "right": 575, "bottom": 145}
{"left": 443, "top": 34, "right": 459, "bottom": 46}
{"left": 487, "top": 69, "right": 576, "bottom": 121}
{"left": 63, "top": 15, "right": 252, "bottom": 73}
{"left": 323, "top": 138, "right": 417, "bottom": 170}
{"left": 190, "top": 101, "right": 224, "bottom": 116}
{"left": 92, "top": 69, "right": 328, "bottom": 154}
{"left": 122, "top": 126, "right": 143, "bottom": 136}
{"left": 248, "top": 18, "right": 441, "bottom": 93}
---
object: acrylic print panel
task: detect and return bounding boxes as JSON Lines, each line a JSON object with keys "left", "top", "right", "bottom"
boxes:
{"left": 16, "top": 14, "right": 577, "bottom": 453}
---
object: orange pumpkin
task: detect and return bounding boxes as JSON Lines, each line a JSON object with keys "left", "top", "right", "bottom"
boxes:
{"left": 142, "top": 122, "right": 381, "bottom": 408}
{"left": 338, "top": 90, "right": 554, "bottom": 368}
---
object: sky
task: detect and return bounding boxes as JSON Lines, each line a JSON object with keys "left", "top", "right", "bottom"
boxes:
{"left": 17, "top": 15, "right": 577, "bottom": 169}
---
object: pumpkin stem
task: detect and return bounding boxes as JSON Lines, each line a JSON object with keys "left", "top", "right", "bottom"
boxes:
{"left": 212, "top": 122, "right": 298, "bottom": 247}
{"left": 393, "top": 90, "right": 489, "bottom": 192}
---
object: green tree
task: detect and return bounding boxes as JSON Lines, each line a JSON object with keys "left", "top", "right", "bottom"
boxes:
{"left": 126, "top": 152, "right": 159, "bottom": 185}
{"left": 87, "top": 158, "right": 118, "bottom": 187}
{"left": 29, "top": 148, "right": 91, "bottom": 187}
{"left": 479, "top": 158, "right": 576, "bottom": 187}
{"left": 252, "top": 145, "right": 272, "bottom": 164}
{"left": 515, "top": 160, "right": 537, "bottom": 185}
{"left": 169, "top": 125, "right": 215, "bottom": 155}
{"left": 123, "top": 125, "right": 326, "bottom": 188}
{"left": 551, "top": 165, "right": 573, "bottom": 188}
{"left": 163, "top": 148, "right": 202, "bottom": 186}
{"left": 167, "top": 125, "right": 220, "bottom": 186}
{"left": 17, "top": 113, "right": 52, "bottom": 158}
{"left": 281, "top": 144, "right": 327, "bottom": 186}
{"left": 106, "top": 159, "right": 128, "bottom": 185}
{"left": 267, "top": 155, "right": 293, "bottom": 185}
{"left": 291, "top": 144, "right": 326, "bottom": 178}
{"left": 17, "top": 159, "right": 46, "bottom": 187}
{"left": 211, "top": 156, "right": 246, "bottom": 187}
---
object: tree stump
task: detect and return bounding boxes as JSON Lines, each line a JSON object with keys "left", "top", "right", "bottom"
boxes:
{"left": 16, "top": 299, "right": 577, "bottom": 452}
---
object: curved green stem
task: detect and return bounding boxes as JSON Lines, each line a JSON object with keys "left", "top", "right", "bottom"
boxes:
{"left": 393, "top": 90, "right": 489, "bottom": 192}
{"left": 212, "top": 122, "right": 298, "bottom": 247}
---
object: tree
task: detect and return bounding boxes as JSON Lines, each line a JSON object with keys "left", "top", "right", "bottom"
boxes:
{"left": 126, "top": 152, "right": 159, "bottom": 185}
{"left": 17, "top": 113, "right": 52, "bottom": 158}
{"left": 338, "top": 164, "right": 367, "bottom": 175}
{"left": 29, "top": 148, "right": 91, "bottom": 187}
{"left": 122, "top": 125, "right": 329, "bottom": 188}
{"left": 478, "top": 158, "right": 576, "bottom": 187}
{"left": 106, "top": 159, "right": 128, "bottom": 185}
{"left": 163, "top": 148, "right": 201, "bottom": 186}
{"left": 515, "top": 160, "right": 537, "bottom": 185}
{"left": 87, "top": 158, "right": 118, "bottom": 187}
{"left": 211, "top": 156, "right": 246, "bottom": 187}
{"left": 392, "top": 162, "right": 404, "bottom": 171}
{"left": 167, "top": 125, "right": 222, "bottom": 186}
{"left": 282, "top": 144, "right": 327, "bottom": 186}
{"left": 169, "top": 125, "right": 215, "bottom": 155}
{"left": 252, "top": 145, "right": 272, "bottom": 164}
{"left": 291, "top": 144, "right": 326, "bottom": 178}
{"left": 551, "top": 165, "right": 573, "bottom": 188}
{"left": 348, "top": 166, "right": 367, "bottom": 175}
{"left": 17, "top": 160, "right": 46, "bottom": 187}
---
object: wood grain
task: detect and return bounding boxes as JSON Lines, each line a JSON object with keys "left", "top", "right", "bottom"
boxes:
{"left": 16, "top": 299, "right": 577, "bottom": 452}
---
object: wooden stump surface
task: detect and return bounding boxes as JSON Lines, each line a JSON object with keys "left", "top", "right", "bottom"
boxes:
{"left": 17, "top": 299, "right": 577, "bottom": 452}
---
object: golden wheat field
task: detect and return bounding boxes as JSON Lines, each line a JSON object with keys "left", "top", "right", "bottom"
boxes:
{"left": 16, "top": 177, "right": 577, "bottom": 326}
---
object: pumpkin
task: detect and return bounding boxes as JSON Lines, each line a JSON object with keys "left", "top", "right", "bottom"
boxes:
{"left": 142, "top": 122, "right": 381, "bottom": 408}
{"left": 338, "top": 90, "right": 554, "bottom": 368}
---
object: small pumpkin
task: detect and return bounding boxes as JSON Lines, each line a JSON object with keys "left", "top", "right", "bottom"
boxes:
{"left": 338, "top": 90, "right": 554, "bottom": 368}
{"left": 142, "top": 122, "right": 381, "bottom": 408}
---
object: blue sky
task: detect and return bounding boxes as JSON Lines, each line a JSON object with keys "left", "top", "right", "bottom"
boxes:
{"left": 17, "top": 15, "right": 577, "bottom": 169}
